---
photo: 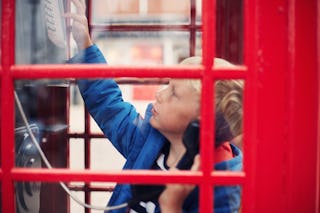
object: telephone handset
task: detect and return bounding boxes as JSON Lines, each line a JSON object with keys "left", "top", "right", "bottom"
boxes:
{"left": 176, "top": 120, "right": 200, "bottom": 170}
{"left": 129, "top": 120, "right": 200, "bottom": 206}
{"left": 43, "top": 0, "right": 67, "bottom": 48}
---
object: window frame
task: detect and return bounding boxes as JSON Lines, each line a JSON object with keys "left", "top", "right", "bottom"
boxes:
{"left": 1, "top": 0, "right": 319, "bottom": 213}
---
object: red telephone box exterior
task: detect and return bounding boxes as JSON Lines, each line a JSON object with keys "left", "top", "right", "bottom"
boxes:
{"left": 1, "top": 0, "right": 319, "bottom": 212}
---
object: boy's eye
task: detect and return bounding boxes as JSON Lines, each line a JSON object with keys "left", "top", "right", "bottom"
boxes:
{"left": 171, "top": 87, "right": 178, "bottom": 98}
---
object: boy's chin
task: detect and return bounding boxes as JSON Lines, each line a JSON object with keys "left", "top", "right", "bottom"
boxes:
{"left": 149, "top": 117, "right": 156, "bottom": 128}
{"left": 149, "top": 117, "right": 161, "bottom": 131}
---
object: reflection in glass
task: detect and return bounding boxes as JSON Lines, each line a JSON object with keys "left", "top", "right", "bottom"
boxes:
{"left": 90, "top": 139, "right": 125, "bottom": 171}
{"left": 214, "top": 78, "right": 244, "bottom": 169}
{"left": 14, "top": 80, "right": 69, "bottom": 168}
{"left": 15, "top": 0, "right": 67, "bottom": 64}
{"left": 15, "top": 181, "right": 41, "bottom": 213}
{"left": 92, "top": 31, "right": 193, "bottom": 65}
{"left": 215, "top": 184, "right": 242, "bottom": 212}
{"left": 92, "top": 0, "right": 192, "bottom": 25}
{"left": 69, "top": 83, "right": 84, "bottom": 133}
{"left": 15, "top": 182, "right": 68, "bottom": 213}
{"left": 14, "top": 182, "right": 125, "bottom": 213}
{"left": 216, "top": 0, "right": 244, "bottom": 64}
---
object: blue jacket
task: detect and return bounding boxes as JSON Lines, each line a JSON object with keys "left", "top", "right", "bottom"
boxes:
{"left": 69, "top": 45, "right": 243, "bottom": 213}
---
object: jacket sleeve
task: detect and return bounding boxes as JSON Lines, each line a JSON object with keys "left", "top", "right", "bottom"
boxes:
{"left": 68, "top": 44, "right": 107, "bottom": 64}
{"left": 68, "top": 45, "right": 144, "bottom": 158}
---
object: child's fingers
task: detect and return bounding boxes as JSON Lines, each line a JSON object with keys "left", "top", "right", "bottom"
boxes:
{"left": 70, "top": 0, "right": 86, "bottom": 14}
{"left": 63, "top": 13, "right": 85, "bottom": 23}
{"left": 190, "top": 154, "right": 200, "bottom": 171}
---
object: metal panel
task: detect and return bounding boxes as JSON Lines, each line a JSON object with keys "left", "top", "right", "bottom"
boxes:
{"left": 1, "top": 0, "right": 15, "bottom": 212}
{"left": 250, "top": 0, "right": 319, "bottom": 212}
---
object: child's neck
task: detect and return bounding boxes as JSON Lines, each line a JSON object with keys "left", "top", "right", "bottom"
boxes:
{"left": 167, "top": 140, "right": 186, "bottom": 168}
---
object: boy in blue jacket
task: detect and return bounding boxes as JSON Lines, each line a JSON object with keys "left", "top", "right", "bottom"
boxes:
{"left": 66, "top": 0, "right": 243, "bottom": 212}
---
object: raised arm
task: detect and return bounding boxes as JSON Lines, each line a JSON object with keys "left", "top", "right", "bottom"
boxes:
{"left": 64, "top": 0, "right": 93, "bottom": 50}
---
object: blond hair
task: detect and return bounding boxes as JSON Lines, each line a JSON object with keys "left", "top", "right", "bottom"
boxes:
{"left": 180, "top": 56, "right": 243, "bottom": 137}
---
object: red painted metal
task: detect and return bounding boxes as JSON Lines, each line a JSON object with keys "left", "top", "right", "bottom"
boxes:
{"left": 12, "top": 64, "right": 204, "bottom": 79}
{"left": 11, "top": 168, "right": 244, "bottom": 184}
{"left": 1, "top": 0, "right": 319, "bottom": 212}
{"left": 285, "top": 0, "right": 318, "bottom": 212}
{"left": 200, "top": 0, "right": 216, "bottom": 212}
{"left": 242, "top": 0, "right": 258, "bottom": 212}
{"left": 248, "top": 0, "right": 319, "bottom": 212}
{"left": 317, "top": 2, "right": 320, "bottom": 212}
{"left": 1, "top": 0, "right": 16, "bottom": 212}
{"left": 11, "top": 65, "right": 247, "bottom": 79}
{"left": 254, "top": 0, "right": 291, "bottom": 211}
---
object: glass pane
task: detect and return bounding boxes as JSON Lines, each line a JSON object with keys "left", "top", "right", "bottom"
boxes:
{"left": 15, "top": 181, "right": 41, "bottom": 213}
{"left": 92, "top": 31, "right": 192, "bottom": 65}
{"left": 215, "top": 184, "right": 243, "bottom": 212}
{"left": 15, "top": 182, "right": 67, "bottom": 213}
{"left": 13, "top": 182, "right": 173, "bottom": 213}
{"left": 69, "top": 139, "right": 84, "bottom": 170}
{"left": 90, "top": 139, "right": 125, "bottom": 170}
{"left": 216, "top": 0, "right": 244, "bottom": 64}
{"left": 70, "top": 191, "right": 85, "bottom": 213}
{"left": 214, "top": 78, "right": 244, "bottom": 171}
{"left": 70, "top": 83, "right": 84, "bottom": 133}
{"left": 15, "top": 0, "right": 68, "bottom": 64}
{"left": 196, "top": 0, "right": 202, "bottom": 24}
{"left": 92, "top": 0, "right": 191, "bottom": 25}
{"left": 15, "top": 80, "right": 69, "bottom": 168}
{"left": 91, "top": 192, "right": 114, "bottom": 213}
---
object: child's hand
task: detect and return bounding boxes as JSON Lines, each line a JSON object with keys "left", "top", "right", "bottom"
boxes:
{"left": 159, "top": 155, "right": 200, "bottom": 213}
{"left": 64, "top": 0, "right": 93, "bottom": 50}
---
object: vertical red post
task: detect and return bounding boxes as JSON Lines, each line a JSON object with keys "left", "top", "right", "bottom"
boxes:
{"left": 251, "top": 0, "right": 319, "bottom": 212}
{"left": 242, "top": 0, "right": 259, "bottom": 212}
{"left": 1, "top": 0, "right": 15, "bottom": 212}
{"left": 317, "top": 1, "right": 320, "bottom": 211}
{"left": 285, "top": 0, "right": 318, "bottom": 211}
{"left": 201, "top": 0, "right": 215, "bottom": 212}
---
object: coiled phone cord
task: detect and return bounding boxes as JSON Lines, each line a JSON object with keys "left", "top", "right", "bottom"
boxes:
{"left": 14, "top": 91, "right": 128, "bottom": 211}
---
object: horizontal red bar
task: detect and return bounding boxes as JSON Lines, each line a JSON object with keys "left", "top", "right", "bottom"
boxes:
{"left": 11, "top": 168, "right": 244, "bottom": 185}
{"left": 12, "top": 64, "right": 203, "bottom": 79}
{"left": 211, "top": 171, "right": 246, "bottom": 185}
{"left": 11, "top": 64, "right": 247, "bottom": 79}
{"left": 212, "top": 67, "right": 248, "bottom": 80}
{"left": 12, "top": 168, "right": 202, "bottom": 184}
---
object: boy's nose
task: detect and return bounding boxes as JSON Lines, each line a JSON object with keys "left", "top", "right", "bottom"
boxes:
{"left": 155, "top": 89, "right": 168, "bottom": 103}
{"left": 155, "top": 90, "right": 162, "bottom": 103}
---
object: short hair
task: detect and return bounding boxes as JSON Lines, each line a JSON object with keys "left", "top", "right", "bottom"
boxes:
{"left": 179, "top": 56, "right": 243, "bottom": 137}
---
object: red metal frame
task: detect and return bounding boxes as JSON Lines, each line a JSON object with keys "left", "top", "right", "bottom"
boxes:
{"left": 1, "top": 0, "right": 319, "bottom": 213}
{"left": 1, "top": 0, "right": 15, "bottom": 212}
